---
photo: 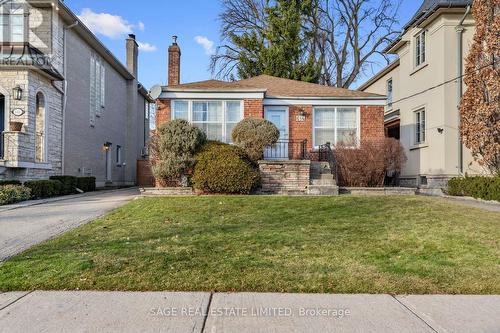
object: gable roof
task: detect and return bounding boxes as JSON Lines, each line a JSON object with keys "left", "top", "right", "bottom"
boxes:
{"left": 385, "top": 0, "right": 472, "bottom": 53}
{"left": 164, "top": 75, "right": 384, "bottom": 99}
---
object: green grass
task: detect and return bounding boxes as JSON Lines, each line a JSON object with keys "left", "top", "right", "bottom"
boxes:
{"left": 1, "top": 196, "right": 499, "bottom": 294}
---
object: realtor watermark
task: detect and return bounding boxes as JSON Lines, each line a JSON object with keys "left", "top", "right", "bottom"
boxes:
{"left": 150, "top": 306, "right": 351, "bottom": 319}
{"left": 0, "top": 0, "right": 55, "bottom": 67}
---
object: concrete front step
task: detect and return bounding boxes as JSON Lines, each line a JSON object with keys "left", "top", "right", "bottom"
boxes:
{"left": 310, "top": 173, "right": 334, "bottom": 180}
{"left": 311, "top": 179, "right": 337, "bottom": 186}
{"left": 307, "top": 185, "right": 339, "bottom": 196}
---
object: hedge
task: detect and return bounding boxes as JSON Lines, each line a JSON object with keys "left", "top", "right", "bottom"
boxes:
{"left": 0, "top": 185, "right": 32, "bottom": 205}
{"left": 24, "top": 180, "right": 62, "bottom": 199}
{"left": 192, "top": 141, "right": 260, "bottom": 194}
{"left": 50, "top": 176, "right": 78, "bottom": 195}
{"left": 447, "top": 176, "right": 500, "bottom": 202}
{"left": 0, "top": 180, "right": 22, "bottom": 186}
{"left": 77, "top": 177, "right": 96, "bottom": 192}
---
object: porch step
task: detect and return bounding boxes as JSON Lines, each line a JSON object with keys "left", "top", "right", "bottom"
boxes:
{"left": 308, "top": 161, "right": 338, "bottom": 195}
{"left": 307, "top": 185, "right": 339, "bottom": 196}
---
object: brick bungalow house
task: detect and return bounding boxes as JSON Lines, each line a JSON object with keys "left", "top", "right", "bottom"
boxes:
{"left": 154, "top": 37, "right": 387, "bottom": 194}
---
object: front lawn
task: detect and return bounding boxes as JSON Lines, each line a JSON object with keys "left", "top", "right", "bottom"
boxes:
{"left": 1, "top": 196, "right": 499, "bottom": 294}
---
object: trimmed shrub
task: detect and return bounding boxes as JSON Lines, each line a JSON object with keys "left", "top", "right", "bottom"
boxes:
{"left": 149, "top": 119, "right": 207, "bottom": 186}
{"left": 192, "top": 142, "right": 261, "bottom": 194}
{"left": 232, "top": 118, "right": 280, "bottom": 162}
{"left": 335, "top": 138, "right": 407, "bottom": 187}
{"left": 0, "top": 180, "right": 22, "bottom": 186}
{"left": 24, "top": 180, "right": 62, "bottom": 199}
{"left": 447, "top": 176, "right": 500, "bottom": 202}
{"left": 0, "top": 185, "right": 32, "bottom": 205}
{"left": 77, "top": 177, "right": 96, "bottom": 192}
{"left": 50, "top": 176, "right": 78, "bottom": 195}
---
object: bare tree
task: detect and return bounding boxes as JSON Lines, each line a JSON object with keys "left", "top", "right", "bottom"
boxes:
{"left": 211, "top": 0, "right": 401, "bottom": 88}
{"left": 210, "top": 0, "right": 268, "bottom": 80}
{"left": 307, "top": 0, "right": 401, "bottom": 88}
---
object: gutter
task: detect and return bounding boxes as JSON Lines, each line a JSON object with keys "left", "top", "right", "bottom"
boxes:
{"left": 61, "top": 20, "right": 79, "bottom": 175}
{"left": 456, "top": 4, "right": 471, "bottom": 175}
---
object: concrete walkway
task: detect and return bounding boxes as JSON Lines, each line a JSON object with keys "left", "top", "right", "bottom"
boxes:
{"left": 0, "top": 292, "right": 498, "bottom": 333}
{"left": 0, "top": 188, "right": 140, "bottom": 262}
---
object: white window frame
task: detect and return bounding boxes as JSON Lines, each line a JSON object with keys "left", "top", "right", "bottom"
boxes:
{"left": 312, "top": 106, "right": 360, "bottom": 148}
{"left": 171, "top": 100, "right": 243, "bottom": 143}
{"left": 415, "top": 30, "right": 426, "bottom": 67}
{"left": 386, "top": 78, "right": 393, "bottom": 109}
{"left": 90, "top": 53, "right": 106, "bottom": 126}
{"left": 415, "top": 108, "right": 426, "bottom": 144}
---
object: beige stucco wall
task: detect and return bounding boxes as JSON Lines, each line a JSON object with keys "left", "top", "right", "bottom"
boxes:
{"left": 361, "top": 10, "right": 487, "bottom": 188}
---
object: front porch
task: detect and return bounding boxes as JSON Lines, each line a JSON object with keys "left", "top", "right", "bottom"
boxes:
{"left": 260, "top": 140, "right": 339, "bottom": 195}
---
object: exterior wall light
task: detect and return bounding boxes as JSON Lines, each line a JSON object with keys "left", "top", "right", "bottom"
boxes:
{"left": 12, "top": 86, "right": 23, "bottom": 101}
{"left": 103, "top": 142, "right": 112, "bottom": 151}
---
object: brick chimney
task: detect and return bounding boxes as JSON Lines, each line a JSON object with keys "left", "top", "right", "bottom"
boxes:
{"left": 168, "top": 36, "right": 181, "bottom": 86}
{"left": 126, "top": 34, "right": 138, "bottom": 78}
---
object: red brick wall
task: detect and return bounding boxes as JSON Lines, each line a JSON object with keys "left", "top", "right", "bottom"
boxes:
{"left": 155, "top": 99, "right": 385, "bottom": 147}
{"left": 156, "top": 99, "right": 171, "bottom": 129}
{"left": 168, "top": 44, "right": 181, "bottom": 86}
{"left": 243, "top": 99, "right": 264, "bottom": 118}
{"left": 360, "top": 105, "right": 385, "bottom": 141}
{"left": 289, "top": 105, "right": 313, "bottom": 151}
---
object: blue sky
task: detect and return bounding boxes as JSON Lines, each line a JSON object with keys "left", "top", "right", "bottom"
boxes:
{"left": 65, "top": 0, "right": 422, "bottom": 89}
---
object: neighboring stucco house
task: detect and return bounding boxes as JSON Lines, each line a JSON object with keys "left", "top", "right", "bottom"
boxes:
{"left": 0, "top": 0, "right": 152, "bottom": 186}
{"left": 359, "top": 0, "right": 481, "bottom": 189}
{"left": 157, "top": 37, "right": 386, "bottom": 158}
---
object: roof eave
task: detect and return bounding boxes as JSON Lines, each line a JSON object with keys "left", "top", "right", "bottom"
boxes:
{"left": 56, "top": 0, "right": 134, "bottom": 81}
{"left": 264, "top": 95, "right": 387, "bottom": 100}
{"left": 358, "top": 59, "right": 400, "bottom": 91}
{"left": 162, "top": 87, "right": 268, "bottom": 93}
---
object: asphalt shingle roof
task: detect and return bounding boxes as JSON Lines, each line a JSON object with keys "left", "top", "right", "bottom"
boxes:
{"left": 165, "top": 75, "right": 384, "bottom": 99}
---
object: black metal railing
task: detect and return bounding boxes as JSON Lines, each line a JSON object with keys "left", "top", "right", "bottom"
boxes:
{"left": 318, "top": 142, "right": 338, "bottom": 183}
{"left": 264, "top": 139, "right": 308, "bottom": 160}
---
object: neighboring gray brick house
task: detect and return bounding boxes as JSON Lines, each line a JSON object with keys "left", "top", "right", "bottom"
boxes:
{"left": 0, "top": 0, "right": 152, "bottom": 186}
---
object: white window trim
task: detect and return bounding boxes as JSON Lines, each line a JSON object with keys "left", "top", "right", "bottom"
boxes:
{"left": 90, "top": 53, "right": 106, "bottom": 126}
{"left": 171, "top": 100, "right": 244, "bottom": 143}
{"left": 415, "top": 30, "right": 426, "bottom": 68}
{"left": 414, "top": 108, "right": 426, "bottom": 145}
{"left": 312, "top": 106, "right": 361, "bottom": 149}
{"left": 386, "top": 78, "right": 393, "bottom": 109}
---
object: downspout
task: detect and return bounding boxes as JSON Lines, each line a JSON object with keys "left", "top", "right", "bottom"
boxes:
{"left": 62, "top": 20, "right": 79, "bottom": 174}
{"left": 455, "top": 4, "right": 471, "bottom": 175}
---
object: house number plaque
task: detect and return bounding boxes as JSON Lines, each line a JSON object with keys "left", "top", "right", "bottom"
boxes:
{"left": 11, "top": 108, "right": 25, "bottom": 116}
{"left": 295, "top": 115, "right": 306, "bottom": 122}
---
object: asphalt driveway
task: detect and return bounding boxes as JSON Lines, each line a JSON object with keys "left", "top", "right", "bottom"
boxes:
{"left": 0, "top": 188, "right": 140, "bottom": 262}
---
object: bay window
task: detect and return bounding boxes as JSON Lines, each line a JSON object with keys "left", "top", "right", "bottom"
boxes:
{"left": 172, "top": 100, "right": 243, "bottom": 143}
{"left": 313, "top": 107, "right": 359, "bottom": 147}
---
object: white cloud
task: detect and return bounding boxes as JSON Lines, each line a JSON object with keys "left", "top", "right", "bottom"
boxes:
{"left": 78, "top": 8, "right": 132, "bottom": 39}
{"left": 138, "top": 42, "right": 157, "bottom": 52}
{"left": 78, "top": 8, "right": 145, "bottom": 39}
{"left": 194, "top": 36, "right": 215, "bottom": 55}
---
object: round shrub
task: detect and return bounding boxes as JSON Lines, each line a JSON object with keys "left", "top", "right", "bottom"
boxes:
{"left": 149, "top": 119, "right": 207, "bottom": 186}
{"left": 0, "top": 185, "right": 32, "bottom": 205}
{"left": 232, "top": 118, "right": 280, "bottom": 162}
{"left": 192, "top": 142, "right": 261, "bottom": 194}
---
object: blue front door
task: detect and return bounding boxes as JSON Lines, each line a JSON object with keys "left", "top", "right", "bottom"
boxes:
{"left": 264, "top": 107, "right": 289, "bottom": 159}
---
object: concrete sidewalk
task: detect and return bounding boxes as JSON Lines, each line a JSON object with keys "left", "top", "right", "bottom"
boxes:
{"left": 0, "top": 291, "right": 498, "bottom": 333}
